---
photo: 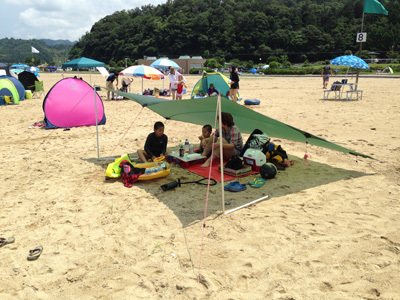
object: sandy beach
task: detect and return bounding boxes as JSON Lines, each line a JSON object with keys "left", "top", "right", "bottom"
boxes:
{"left": 1, "top": 72, "right": 399, "bottom": 299}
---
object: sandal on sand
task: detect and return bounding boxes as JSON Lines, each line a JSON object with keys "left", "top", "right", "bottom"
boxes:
{"left": 0, "top": 237, "right": 15, "bottom": 247}
{"left": 248, "top": 178, "right": 266, "bottom": 188}
{"left": 228, "top": 183, "right": 247, "bottom": 192}
{"left": 224, "top": 181, "right": 240, "bottom": 191}
{"left": 27, "top": 246, "right": 43, "bottom": 261}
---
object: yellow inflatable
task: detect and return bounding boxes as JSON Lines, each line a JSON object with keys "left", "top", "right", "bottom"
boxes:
{"left": 105, "top": 154, "right": 170, "bottom": 180}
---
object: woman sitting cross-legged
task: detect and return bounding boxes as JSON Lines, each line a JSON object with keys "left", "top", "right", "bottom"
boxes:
{"left": 201, "top": 112, "right": 243, "bottom": 167}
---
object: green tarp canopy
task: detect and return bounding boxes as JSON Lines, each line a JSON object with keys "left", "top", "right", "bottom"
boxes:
{"left": 107, "top": 89, "right": 372, "bottom": 159}
{"left": 62, "top": 57, "right": 105, "bottom": 68}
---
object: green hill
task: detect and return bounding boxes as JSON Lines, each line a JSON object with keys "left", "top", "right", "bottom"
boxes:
{"left": 70, "top": 0, "right": 400, "bottom": 64}
{"left": 0, "top": 38, "right": 73, "bottom": 65}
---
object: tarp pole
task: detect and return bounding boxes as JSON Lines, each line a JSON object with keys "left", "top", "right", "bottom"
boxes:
{"left": 217, "top": 95, "right": 225, "bottom": 212}
{"left": 224, "top": 195, "right": 269, "bottom": 215}
{"left": 355, "top": 12, "right": 365, "bottom": 89}
{"left": 94, "top": 86, "right": 100, "bottom": 159}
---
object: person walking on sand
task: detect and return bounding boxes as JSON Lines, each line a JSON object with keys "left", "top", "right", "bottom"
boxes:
{"left": 321, "top": 61, "right": 333, "bottom": 89}
{"left": 229, "top": 65, "right": 240, "bottom": 103}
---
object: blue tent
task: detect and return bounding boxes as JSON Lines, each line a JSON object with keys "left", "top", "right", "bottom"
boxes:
{"left": 0, "top": 75, "right": 25, "bottom": 100}
{"left": 250, "top": 68, "right": 257, "bottom": 74}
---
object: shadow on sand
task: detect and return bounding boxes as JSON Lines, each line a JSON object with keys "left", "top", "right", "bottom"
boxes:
{"left": 84, "top": 154, "right": 370, "bottom": 228}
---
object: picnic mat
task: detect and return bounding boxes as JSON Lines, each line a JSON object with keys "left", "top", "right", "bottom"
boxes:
{"left": 186, "top": 161, "right": 258, "bottom": 182}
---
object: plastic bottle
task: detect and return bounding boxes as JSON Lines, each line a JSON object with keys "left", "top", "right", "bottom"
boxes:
{"left": 179, "top": 140, "right": 184, "bottom": 157}
{"left": 184, "top": 139, "right": 189, "bottom": 153}
{"left": 189, "top": 143, "right": 194, "bottom": 154}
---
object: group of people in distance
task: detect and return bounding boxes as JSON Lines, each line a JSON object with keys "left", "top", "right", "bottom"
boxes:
{"left": 106, "top": 64, "right": 241, "bottom": 103}
{"left": 137, "top": 112, "right": 243, "bottom": 170}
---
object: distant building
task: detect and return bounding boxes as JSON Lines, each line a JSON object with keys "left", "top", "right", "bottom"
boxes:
{"left": 138, "top": 56, "right": 206, "bottom": 74}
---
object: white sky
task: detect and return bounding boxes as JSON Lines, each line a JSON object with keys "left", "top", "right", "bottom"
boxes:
{"left": 0, "top": 0, "right": 167, "bottom": 42}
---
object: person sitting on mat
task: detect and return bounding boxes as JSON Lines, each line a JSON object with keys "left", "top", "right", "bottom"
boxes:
{"left": 196, "top": 124, "right": 212, "bottom": 153}
{"left": 207, "top": 84, "right": 219, "bottom": 96}
{"left": 137, "top": 121, "right": 168, "bottom": 163}
{"left": 201, "top": 112, "right": 243, "bottom": 167}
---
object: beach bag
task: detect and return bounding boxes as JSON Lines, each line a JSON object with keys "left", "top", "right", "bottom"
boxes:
{"left": 225, "top": 156, "right": 243, "bottom": 170}
{"left": 119, "top": 160, "right": 145, "bottom": 188}
{"left": 248, "top": 133, "right": 270, "bottom": 151}
{"left": 265, "top": 143, "right": 288, "bottom": 163}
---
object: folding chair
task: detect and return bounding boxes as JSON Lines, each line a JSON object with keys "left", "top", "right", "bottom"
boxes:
{"left": 323, "top": 83, "right": 341, "bottom": 100}
{"left": 33, "top": 81, "right": 44, "bottom": 98}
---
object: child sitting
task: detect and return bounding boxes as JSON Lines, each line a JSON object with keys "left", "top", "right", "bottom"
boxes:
{"left": 137, "top": 121, "right": 168, "bottom": 162}
{"left": 207, "top": 84, "right": 219, "bottom": 96}
{"left": 176, "top": 75, "right": 187, "bottom": 100}
{"left": 196, "top": 124, "right": 212, "bottom": 153}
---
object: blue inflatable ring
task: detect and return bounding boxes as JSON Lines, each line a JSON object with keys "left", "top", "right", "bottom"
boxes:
{"left": 244, "top": 99, "right": 260, "bottom": 105}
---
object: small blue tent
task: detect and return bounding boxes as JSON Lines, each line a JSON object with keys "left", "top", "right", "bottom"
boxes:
{"left": 0, "top": 75, "right": 25, "bottom": 100}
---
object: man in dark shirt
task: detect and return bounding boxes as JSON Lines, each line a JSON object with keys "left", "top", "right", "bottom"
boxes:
{"left": 106, "top": 72, "right": 119, "bottom": 100}
{"left": 321, "top": 61, "right": 333, "bottom": 89}
{"left": 138, "top": 122, "right": 168, "bottom": 162}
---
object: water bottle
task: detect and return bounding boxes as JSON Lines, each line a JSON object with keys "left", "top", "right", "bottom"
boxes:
{"left": 189, "top": 143, "right": 194, "bottom": 154}
{"left": 179, "top": 140, "right": 184, "bottom": 157}
{"left": 184, "top": 139, "right": 189, "bottom": 153}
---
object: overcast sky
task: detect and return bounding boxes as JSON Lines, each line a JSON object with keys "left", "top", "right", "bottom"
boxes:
{"left": 0, "top": 0, "right": 167, "bottom": 42}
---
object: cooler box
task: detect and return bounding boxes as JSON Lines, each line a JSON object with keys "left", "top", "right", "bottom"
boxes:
{"left": 243, "top": 149, "right": 266, "bottom": 171}
{"left": 25, "top": 90, "right": 32, "bottom": 99}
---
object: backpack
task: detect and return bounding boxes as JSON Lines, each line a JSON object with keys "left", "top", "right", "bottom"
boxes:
{"left": 119, "top": 160, "right": 145, "bottom": 188}
{"left": 248, "top": 133, "right": 270, "bottom": 151}
{"left": 264, "top": 143, "right": 289, "bottom": 170}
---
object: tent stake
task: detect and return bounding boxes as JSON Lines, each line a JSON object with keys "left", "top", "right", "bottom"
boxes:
{"left": 224, "top": 195, "right": 269, "bottom": 215}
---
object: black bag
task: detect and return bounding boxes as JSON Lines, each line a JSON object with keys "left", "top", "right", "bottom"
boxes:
{"left": 225, "top": 156, "right": 243, "bottom": 170}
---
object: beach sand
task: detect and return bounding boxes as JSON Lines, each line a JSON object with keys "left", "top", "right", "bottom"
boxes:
{"left": 0, "top": 72, "right": 399, "bottom": 299}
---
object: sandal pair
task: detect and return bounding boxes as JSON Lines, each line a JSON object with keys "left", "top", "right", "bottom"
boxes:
{"left": 248, "top": 178, "right": 266, "bottom": 188}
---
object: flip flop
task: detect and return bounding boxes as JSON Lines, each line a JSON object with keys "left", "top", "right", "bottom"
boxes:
{"left": 248, "top": 178, "right": 266, "bottom": 188}
{"left": 27, "top": 246, "right": 43, "bottom": 261}
{"left": 0, "top": 237, "right": 15, "bottom": 247}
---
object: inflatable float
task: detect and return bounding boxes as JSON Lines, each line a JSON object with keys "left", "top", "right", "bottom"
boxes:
{"left": 244, "top": 99, "right": 261, "bottom": 105}
{"left": 105, "top": 154, "right": 170, "bottom": 180}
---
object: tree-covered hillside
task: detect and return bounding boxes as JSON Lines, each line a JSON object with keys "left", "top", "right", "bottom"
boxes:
{"left": 70, "top": 0, "right": 399, "bottom": 64}
{"left": 0, "top": 38, "right": 72, "bottom": 65}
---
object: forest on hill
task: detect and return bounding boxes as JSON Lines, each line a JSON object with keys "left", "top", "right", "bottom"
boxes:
{"left": 0, "top": 38, "right": 73, "bottom": 65}
{"left": 70, "top": 0, "right": 400, "bottom": 65}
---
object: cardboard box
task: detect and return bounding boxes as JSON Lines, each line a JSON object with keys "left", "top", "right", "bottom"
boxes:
{"left": 218, "top": 164, "right": 252, "bottom": 177}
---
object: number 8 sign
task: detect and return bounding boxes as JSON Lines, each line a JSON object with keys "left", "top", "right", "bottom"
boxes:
{"left": 356, "top": 32, "right": 367, "bottom": 43}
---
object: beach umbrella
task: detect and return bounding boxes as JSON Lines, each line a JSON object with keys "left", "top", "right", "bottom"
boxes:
{"left": 250, "top": 68, "right": 257, "bottom": 74}
{"left": 11, "top": 64, "right": 29, "bottom": 68}
{"left": 120, "top": 65, "right": 164, "bottom": 92}
{"left": 331, "top": 55, "right": 370, "bottom": 69}
{"left": 331, "top": 55, "right": 369, "bottom": 85}
{"left": 150, "top": 58, "right": 181, "bottom": 70}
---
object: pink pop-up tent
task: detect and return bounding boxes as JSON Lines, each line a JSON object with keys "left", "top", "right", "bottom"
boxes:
{"left": 43, "top": 77, "right": 106, "bottom": 129}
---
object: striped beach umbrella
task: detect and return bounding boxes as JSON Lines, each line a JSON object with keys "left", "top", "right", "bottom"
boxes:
{"left": 120, "top": 65, "right": 164, "bottom": 79}
{"left": 120, "top": 65, "right": 164, "bottom": 92}
{"left": 150, "top": 58, "right": 181, "bottom": 70}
